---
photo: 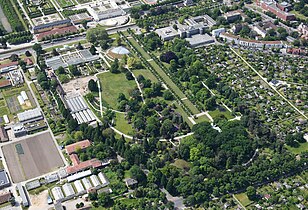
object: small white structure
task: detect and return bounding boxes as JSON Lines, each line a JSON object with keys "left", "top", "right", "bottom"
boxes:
{"left": 90, "top": 175, "right": 100, "bottom": 187}
{"left": 82, "top": 178, "right": 92, "bottom": 190}
{"left": 3, "top": 115, "right": 9, "bottom": 124}
{"left": 17, "top": 95, "right": 25, "bottom": 105}
{"left": 74, "top": 180, "right": 85, "bottom": 193}
{"left": 62, "top": 183, "right": 75, "bottom": 197}
{"left": 52, "top": 187, "right": 64, "bottom": 201}
{"left": 21, "top": 91, "right": 28, "bottom": 101}
{"left": 67, "top": 170, "right": 92, "bottom": 182}
{"left": 98, "top": 172, "right": 109, "bottom": 186}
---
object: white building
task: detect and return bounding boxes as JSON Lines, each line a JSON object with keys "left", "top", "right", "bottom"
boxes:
{"left": 98, "top": 172, "right": 109, "bottom": 186}
{"left": 212, "top": 28, "right": 226, "bottom": 37}
{"left": 90, "top": 175, "right": 100, "bottom": 187}
{"left": 52, "top": 187, "right": 64, "bottom": 201}
{"left": 74, "top": 180, "right": 85, "bottom": 193}
{"left": 62, "top": 183, "right": 75, "bottom": 197}
{"left": 82, "top": 177, "right": 92, "bottom": 190}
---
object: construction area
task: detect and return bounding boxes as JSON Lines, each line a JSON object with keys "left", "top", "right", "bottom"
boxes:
{"left": 2, "top": 132, "right": 64, "bottom": 183}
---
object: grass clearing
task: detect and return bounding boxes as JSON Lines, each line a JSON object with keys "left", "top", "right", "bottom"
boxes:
{"left": 209, "top": 108, "right": 233, "bottom": 120}
{"left": 114, "top": 112, "right": 134, "bottom": 136}
{"left": 126, "top": 37, "right": 151, "bottom": 60}
{"left": 133, "top": 69, "right": 158, "bottom": 82}
{"left": 234, "top": 193, "right": 254, "bottom": 207}
{"left": 172, "top": 159, "right": 191, "bottom": 170}
{"left": 194, "top": 114, "right": 211, "bottom": 123}
{"left": 97, "top": 72, "right": 136, "bottom": 109}
{"left": 286, "top": 142, "right": 308, "bottom": 155}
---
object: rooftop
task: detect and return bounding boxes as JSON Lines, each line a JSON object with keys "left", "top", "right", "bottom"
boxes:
{"left": 65, "top": 140, "right": 91, "bottom": 154}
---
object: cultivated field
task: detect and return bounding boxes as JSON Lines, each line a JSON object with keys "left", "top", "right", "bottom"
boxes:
{"left": 2, "top": 132, "right": 64, "bottom": 183}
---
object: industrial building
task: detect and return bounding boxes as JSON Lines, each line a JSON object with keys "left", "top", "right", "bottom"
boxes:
{"left": 66, "top": 95, "right": 96, "bottom": 124}
{"left": 69, "top": 13, "right": 93, "bottom": 24}
{"left": 12, "top": 124, "right": 27, "bottom": 137}
{"left": 17, "top": 108, "right": 43, "bottom": 123}
{"left": 0, "top": 170, "right": 10, "bottom": 189}
{"left": 52, "top": 187, "right": 64, "bottom": 201}
{"left": 25, "top": 180, "right": 41, "bottom": 190}
{"left": 62, "top": 183, "right": 75, "bottom": 197}
{"left": 87, "top": 1, "right": 126, "bottom": 21}
{"left": 256, "top": 0, "right": 295, "bottom": 21}
{"left": 17, "top": 184, "right": 29, "bottom": 207}
{"left": 45, "top": 173, "right": 59, "bottom": 183}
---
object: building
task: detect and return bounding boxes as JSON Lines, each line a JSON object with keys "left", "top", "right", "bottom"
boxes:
{"left": 62, "top": 183, "right": 75, "bottom": 197}
{"left": 67, "top": 170, "right": 92, "bottom": 182}
{"left": 74, "top": 180, "right": 85, "bottom": 193}
{"left": 12, "top": 124, "right": 27, "bottom": 137}
{"left": 0, "top": 170, "right": 10, "bottom": 189}
{"left": 52, "top": 187, "right": 64, "bottom": 201}
{"left": 253, "top": 25, "right": 267, "bottom": 38}
{"left": 65, "top": 140, "right": 91, "bottom": 155}
{"left": 220, "top": 32, "right": 285, "bottom": 48}
{"left": 66, "top": 155, "right": 102, "bottom": 174}
{"left": 82, "top": 177, "right": 92, "bottom": 190}
{"left": 212, "top": 28, "right": 226, "bottom": 37}
{"left": 256, "top": 0, "right": 295, "bottom": 21}
{"left": 0, "top": 126, "right": 9, "bottom": 142}
{"left": 90, "top": 175, "right": 100, "bottom": 187}
{"left": 185, "top": 33, "right": 215, "bottom": 47}
{"left": 33, "top": 19, "right": 72, "bottom": 34}
{"left": 298, "top": 23, "right": 308, "bottom": 40}
{"left": 17, "top": 108, "right": 43, "bottom": 123}
{"left": 17, "top": 184, "right": 29, "bottom": 207}
{"left": 66, "top": 95, "right": 96, "bottom": 124}
{"left": 26, "top": 180, "right": 41, "bottom": 190}
{"left": 124, "top": 178, "right": 138, "bottom": 188}
{"left": 87, "top": 2, "right": 125, "bottom": 21}
{"left": 69, "top": 13, "right": 93, "bottom": 24}
{"left": 45, "top": 173, "right": 59, "bottom": 183}
{"left": 9, "top": 70, "right": 24, "bottom": 86}
{"left": 223, "top": 10, "right": 243, "bottom": 22}
{"left": 0, "top": 191, "right": 12, "bottom": 204}
{"left": 277, "top": 1, "right": 292, "bottom": 12}
{"left": 30, "top": 0, "right": 42, "bottom": 5}
{"left": 2, "top": 115, "right": 9, "bottom": 124}
{"left": 36, "top": 25, "right": 78, "bottom": 41}
{"left": 98, "top": 172, "right": 109, "bottom": 186}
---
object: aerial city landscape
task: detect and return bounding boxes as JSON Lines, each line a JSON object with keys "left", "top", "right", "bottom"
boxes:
{"left": 0, "top": 0, "right": 306, "bottom": 208}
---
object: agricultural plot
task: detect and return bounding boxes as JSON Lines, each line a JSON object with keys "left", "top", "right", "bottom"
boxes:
{"left": 57, "top": 0, "right": 75, "bottom": 8}
{"left": 2, "top": 132, "right": 64, "bottom": 183}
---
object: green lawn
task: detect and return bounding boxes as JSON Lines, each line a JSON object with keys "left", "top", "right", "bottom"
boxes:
{"left": 234, "top": 193, "right": 254, "bottom": 207}
{"left": 133, "top": 69, "right": 158, "bottom": 83}
{"left": 57, "top": 0, "right": 75, "bottom": 8}
{"left": 194, "top": 115, "right": 210, "bottom": 124}
{"left": 174, "top": 103, "right": 194, "bottom": 128}
{"left": 0, "top": 104, "right": 9, "bottom": 115}
{"left": 286, "top": 142, "right": 308, "bottom": 155}
{"left": 127, "top": 37, "right": 151, "bottom": 60}
{"left": 209, "top": 108, "right": 233, "bottom": 120}
{"left": 97, "top": 72, "right": 136, "bottom": 110}
{"left": 114, "top": 112, "right": 134, "bottom": 135}
{"left": 172, "top": 159, "right": 191, "bottom": 170}
{"left": 290, "top": 10, "right": 306, "bottom": 20}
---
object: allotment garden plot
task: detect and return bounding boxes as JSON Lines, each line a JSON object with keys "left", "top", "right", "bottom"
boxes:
{"left": 2, "top": 132, "right": 64, "bottom": 183}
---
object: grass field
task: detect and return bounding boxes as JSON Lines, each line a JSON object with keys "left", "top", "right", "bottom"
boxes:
{"left": 97, "top": 72, "right": 136, "bottom": 109}
{"left": 57, "top": 0, "right": 75, "bottom": 8}
{"left": 286, "top": 142, "right": 308, "bottom": 155}
{"left": 133, "top": 69, "right": 158, "bottom": 83}
{"left": 209, "top": 108, "right": 233, "bottom": 120}
{"left": 194, "top": 114, "right": 211, "bottom": 123}
{"left": 234, "top": 193, "right": 254, "bottom": 207}
{"left": 290, "top": 10, "right": 306, "bottom": 20}
{"left": 114, "top": 112, "right": 134, "bottom": 135}
{"left": 127, "top": 37, "right": 151, "bottom": 60}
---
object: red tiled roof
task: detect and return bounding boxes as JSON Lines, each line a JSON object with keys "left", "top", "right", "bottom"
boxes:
{"left": 36, "top": 26, "right": 78, "bottom": 41}
{"left": 24, "top": 58, "right": 33, "bottom": 65}
{"left": 0, "top": 191, "right": 11, "bottom": 204}
{"left": 65, "top": 140, "right": 91, "bottom": 155}
{"left": 0, "top": 80, "right": 11, "bottom": 88}
{"left": 66, "top": 158, "right": 102, "bottom": 174}
{"left": 0, "top": 61, "right": 18, "bottom": 69}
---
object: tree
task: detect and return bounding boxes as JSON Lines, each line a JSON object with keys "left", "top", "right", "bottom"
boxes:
{"left": 97, "top": 193, "right": 113, "bottom": 207}
{"left": 163, "top": 90, "right": 173, "bottom": 100}
{"left": 56, "top": 66, "right": 65, "bottom": 75}
{"left": 10, "top": 54, "right": 18, "bottom": 61}
{"left": 130, "top": 165, "right": 147, "bottom": 185}
{"left": 25, "top": 50, "right": 31, "bottom": 57}
{"left": 52, "top": 48, "right": 59, "bottom": 56}
{"left": 76, "top": 42, "right": 83, "bottom": 50}
{"left": 69, "top": 65, "right": 81, "bottom": 76}
{"left": 160, "top": 51, "right": 178, "bottom": 63}
{"left": 116, "top": 35, "right": 122, "bottom": 46}
{"left": 88, "top": 79, "right": 98, "bottom": 92}
{"left": 160, "top": 119, "right": 174, "bottom": 138}
{"left": 89, "top": 45, "right": 96, "bottom": 55}
{"left": 205, "top": 96, "right": 217, "bottom": 111}
{"left": 81, "top": 20, "right": 88, "bottom": 29}
{"left": 110, "top": 58, "right": 119, "bottom": 73}
{"left": 33, "top": 43, "right": 43, "bottom": 55}
{"left": 86, "top": 26, "right": 109, "bottom": 45}
{"left": 246, "top": 186, "right": 256, "bottom": 200}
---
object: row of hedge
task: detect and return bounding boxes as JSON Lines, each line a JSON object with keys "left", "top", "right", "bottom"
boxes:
{"left": 0, "top": 0, "right": 25, "bottom": 31}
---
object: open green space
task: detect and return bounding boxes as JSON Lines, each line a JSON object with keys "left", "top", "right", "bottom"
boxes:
{"left": 286, "top": 142, "right": 308, "bottom": 155}
{"left": 194, "top": 114, "right": 211, "bottom": 123}
{"left": 133, "top": 69, "right": 158, "bottom": 83}
{"left": 209, "top": 108, "right": 233, "bottom": 120}
{"left": 234, "top": 193, "right": 254, "bottom": 207}
{"left": 114, "top": 112, "right": 134, "bottom": 136}
{"left": 172, "top": 159, "right": 191, "bottom": 170}
{"left": 126, "top": 37, "right": 151, "bottom": 60}
{"left": 57, "top": 0, "right": 75, "bottom": 8}
{"left": 290, "top": 10, "right": 306, "bottom": 20}
{"left": 97, "top": 72, "right": 136, "bottom": 110}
